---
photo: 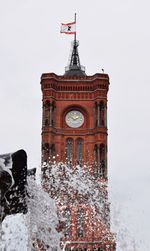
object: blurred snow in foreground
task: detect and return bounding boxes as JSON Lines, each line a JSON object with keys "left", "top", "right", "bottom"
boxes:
{"left": 0, "top": 163, "right": 144, "bottom": 251}
{"left": 0, "top": 176, "right": 61, "bottom": 251}
{"left": 1, "top": 213, "right": 28, "bottom": 251}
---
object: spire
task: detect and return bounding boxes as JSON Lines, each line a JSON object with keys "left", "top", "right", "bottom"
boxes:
{"left": 64, "top": 40, "right": 86, "bottom": 76}
{"left": 70, "top": 40, "right": 81, "bottom": 69}
{"left": 64, "top": 13, "right": 86, "bottom": 76}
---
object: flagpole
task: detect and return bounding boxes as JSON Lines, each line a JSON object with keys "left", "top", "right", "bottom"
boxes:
{"left": 74, "top": 13, "right": 76, "bottom": 44}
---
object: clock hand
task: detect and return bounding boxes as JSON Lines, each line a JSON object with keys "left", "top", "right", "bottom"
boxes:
{"left": 71, "top": 115, "right": 78, "bottom": 120}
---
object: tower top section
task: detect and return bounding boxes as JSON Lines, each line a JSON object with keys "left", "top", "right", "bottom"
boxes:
{"left": 60, "top": 13, "right": 86, "bottom": 77}
{"left": 64, "top": 40, "right": 86, "bottom": 77}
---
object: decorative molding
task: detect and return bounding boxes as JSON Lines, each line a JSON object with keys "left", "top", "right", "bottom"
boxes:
{"left": 42, "top": 130, "right": 107, "bottom": 137}
{"left": 43, "top": 97, "right": 107, "bottom": 101}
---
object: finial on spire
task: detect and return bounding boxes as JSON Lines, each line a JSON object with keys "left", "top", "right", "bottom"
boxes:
{"left": 74, "top": 13, "right": 76, "bottom": 43}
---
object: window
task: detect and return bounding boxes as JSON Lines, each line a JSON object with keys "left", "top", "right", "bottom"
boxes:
{"left": 76, "top": 138, "right": 83, "bottom": 167}
{"left": 64, "top": 208, "right": 71, "bottom": 237}
{"left": 100, "top": 101, "right": 104, "bottom": 126}
{"left": 98, "top": 248, "right": 103, "bottom": 251}
{"left": 43, "top": 143, "right": 50, "bottom": 163}
{"left": 45, "top": 100, "right": 50, "bottom": 126}
{"left": 66, "top": 138, "right": 73, "bottom": 168}
{"left": 77, "top": 209, "right": 84, "bottom": 237}
{"left": 93, "top": 144, "right": 106, "bottom": 178}
{"left": 45, "top": 119, "right": 49, "bottom": 126}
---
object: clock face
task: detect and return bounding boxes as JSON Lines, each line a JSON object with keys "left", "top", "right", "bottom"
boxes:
{"left": 65, "top": 110, "right": 84, "bottom": 128}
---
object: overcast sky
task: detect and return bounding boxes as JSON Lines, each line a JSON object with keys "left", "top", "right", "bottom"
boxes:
{"left": 0, "top": 0, "right": 150, "bottom": 250}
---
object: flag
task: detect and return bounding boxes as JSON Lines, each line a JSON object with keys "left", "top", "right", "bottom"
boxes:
{"left": 60, "top": 21, "right": 76, "bottom": 34}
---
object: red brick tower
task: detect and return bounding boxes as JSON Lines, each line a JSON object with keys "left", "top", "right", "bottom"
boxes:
{"left": 41, "top": 40, "right": 116, "bottom": 250}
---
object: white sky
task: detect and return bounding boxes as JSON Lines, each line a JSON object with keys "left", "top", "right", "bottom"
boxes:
{"left": 0, "top": 0, "right": 150, "bottom": 250}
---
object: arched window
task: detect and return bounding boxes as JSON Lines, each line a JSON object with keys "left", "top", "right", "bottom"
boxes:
{"left": 66, "top": 138, "right": 73, "bottom": 168}
{"left": 77, "top": 208, "right": 84, "bottom": 237}
{"left": 64, "top": 208, "right": 71, "bottom": 237}
{"left": 76, "top": 138, "right": 83, "bottom": 167}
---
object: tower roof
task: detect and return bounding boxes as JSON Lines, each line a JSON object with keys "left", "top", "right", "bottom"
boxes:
{"left": 64, "top": 40, "right": 86, "bottom": 77}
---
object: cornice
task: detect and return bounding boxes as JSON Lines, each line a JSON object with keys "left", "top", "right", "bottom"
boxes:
{"left": 41, "top": 73, "right": 109, "bottom": 83}
{"left": 42, "top": 96, "right": 107, "bottom": 101}
{"left": 43, "top": 88, "right": 107, "bottom": 93}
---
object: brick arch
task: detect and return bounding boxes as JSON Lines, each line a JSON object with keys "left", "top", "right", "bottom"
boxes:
{"left": 75, "top": 136, "right": 84, "bottom": 142}
{"left": 61, "top": 105, "right": 89, "bottom": 128}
